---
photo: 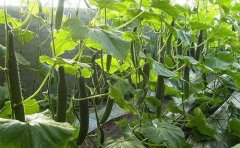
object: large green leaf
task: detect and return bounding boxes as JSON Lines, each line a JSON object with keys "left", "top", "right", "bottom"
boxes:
{"left": 89, "top": 29, "right": 130, "bottom": 61}
{"left": 0, "top": 99, "right": 40, "bottom": 118}
{"left": 95, "top": 54, "right": 119, "bottom": 74}
{"left": 177, "top": 30, "right": 191, "bottom": 46}
{"left": 63, "top": 18, "right": 89, "bottom": 40}
{"left": 204, "top": 53, "right": 237, "bottom": 72}
{"left": 176, "top": 55, "right": 198, "bottom": 65}
{"left": 152, "top": 60, "right": 175, "bottom": 77}
{"left": 16, "top": 29, "right": 37, "bottom": 44}
{"left": 231, "top": 143, "right": 240, "bottom": 148}
{"left": 141, "top": 122, "right": 185, "bottom": 148}
{"left": 0, "top": 45, "right": 30, "bottom": 66}
{"left": 151, "top": 0, "right": 179, "bottom": 17}
{"left": 15, "top": 52, "right": 31, "bottom": 66}
{"left": 0, "top": 110, "right": 74, "bottom": 148}
{"left": 109, "top": 86, "right": 137, "bottom": 114}
{"left": 189, "top": 22, "right": 211, "bottom": 30}
{"left": 52, "top": 30, "right": 78, "bottom": 56}
{"left": 188, "top": 108, "right": 216, "bottom": 138}
{"left": 89, "top": 0, "right": 116, "bottom": 9}
{"left": 39, "top": 55, "right": 90, "bottom": 75}
{"left": 229, "top": 118, "right": 240, "bottom": 137}
{"left": 104, "top": 137, "right": 145, "bottom": 148}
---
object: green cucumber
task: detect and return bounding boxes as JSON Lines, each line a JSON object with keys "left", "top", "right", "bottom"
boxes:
{"left": 155, "top": 35, "right": 165, "bottom": 118}
{"left": 183, "top": 65, "right": 190, "bottom": 100}
{"left": 100, "top": 97, "right": 114, "bottom": 124}
{"left": 166, "top": 20, "right": 174, "bottom": 56}
{"left": 106, "top": 54, "right": 112, "bottom": 73}
{"left": 55, "top": 0, "right": 65, "bottom": 30}
{"left": 77, "top": 76, "right": 89, "bottom": 145}
{"left": 195, "top": 30, "right": 204, "bottom": 60}
{"left": 6, "top": 30, "right": 25, "bottom": 122}
{"left": 56, "top": 66, "right": 68, "bottom": 122}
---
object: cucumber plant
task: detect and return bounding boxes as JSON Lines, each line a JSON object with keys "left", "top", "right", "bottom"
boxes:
{"left": 0, "top": 0, "right": 240, "bottom": 147}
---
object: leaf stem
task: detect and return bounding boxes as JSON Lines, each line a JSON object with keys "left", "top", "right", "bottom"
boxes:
{"left": 24, "top": 67, "right": 53, "bottom": 102}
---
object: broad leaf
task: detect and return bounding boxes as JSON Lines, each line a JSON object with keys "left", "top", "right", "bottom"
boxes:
{"left": 0, "top": 45, "right": 30, "bottom": 66}
{"left": 104, "top": 137, "right": 145, "bottom": 148}
{"left": 177, "top": 30, "right": 191, "bottom": 46}
{"left": 39, "top": 55, "right": 90, "bottom": 75}
{"left": 0, "top": 99, "right": 40, "bottom": 118}
{"left": 141, "top": 122, "right": 185, "bottom": 148}
{"left": 188, "top": 108, "right": 216, "bottom": 138}
{"left": 151, "top": 0, "right": 179, "bottom": 17}
{"left": 176, "top": 55, "right": 198, "bottom": 65}
{"left": 231, "top": 143, "right": 240, "bottom": 148}
{"left": 189, "top": 22, "right": 211, "bottom": 30}
{"left": 89, "top": 29, "right": 130, "bottom": 61}
{"left": 63, "top": 18, "right": 89, "bottom": 40}
{"left": 16, "top": 29, "right": 37, "bottom": 44}
{"left": 0, "top": 110, "right": 74, "bottom": 148}
{"left": 95, "top": 54, "right": 119, "bottom": 74}
{"left": 229, "top": 118, "right": 240, "bottom": 137}
{"left": 52, "top": 30, "right": 78, "bottom": 56}
{"left": 89, "top": 0, "right": 116, "bottom": 9}
{"left": 109, "top": 86, "right": 137, "bottom": 114}
{"left": 152, "top": 60, "right": 175, "bottom": 77}
{"left": 15, "top": 52, "right": 31, "bottom": 66}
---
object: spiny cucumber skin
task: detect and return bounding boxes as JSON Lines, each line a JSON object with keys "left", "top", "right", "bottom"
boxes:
{"left": 156, "top": 75, "right": 165, "bottom": 118}
{"left": 99, "top": 127, "right": 105, "bottom": 147}
{"left": 56, "top": 66, "right": 68, "bottom": 122}
{"left": 77, "top": 76, "right": 89, "bottom": 145}
{"left": 100, "top": 98, "right": 114, "bottom": 124}
{"left": 106, "top": 54, "right": 112, "bottom": 72}
{"left": 195, "top": 30, "right": 204, "bottom": 60}
{"left": 183, "top": 66, "right": 190, "bottom": 100}
{"left": 7, "top": 31, "right": 25, "bottom": 122}
{"left": 55, "top": 0, "right": 65, "bottom": 30}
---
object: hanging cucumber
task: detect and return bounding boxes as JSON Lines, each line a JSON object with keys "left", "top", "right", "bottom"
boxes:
{"left": 100, "top": 53, "right": 114, "bottom": 124}
{"left": 56, "top": 66, "right": 68, "bottom": 122}
{"left": 106, "top": 54, "right": 112, "bottom": 73}
{"left": 77, "top": 76, "right": 89, "bottom": 145}
{"left": 55, "top": 0, "right": 65, "bottom": 30}
{"left": 166, "top": 20, "right": 174, "bottom": 57}
{"left": 183, "top": 51, "right": 190, "bottom": 100}
{"left": 6, "top": 29, "right": 25, "bottom": 122}
{"left": 190, "top": 42, "right": 195, "bottom": 58}
{"left": 195, "top": 30, "right": 204, "bottom": 60}
{"left": 100, "top": 97, "right": 114, "bottom": 124}
{"left": 155, "top": 35, "right": 165, "bottom": 118}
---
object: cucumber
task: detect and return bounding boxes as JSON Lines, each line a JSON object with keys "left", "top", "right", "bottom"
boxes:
{"left": 56, "top": 66, "right": 68, "bottom": 122}
{"left": 195, "top": 30, "right": 204, "bottom": 60}
{"left": 155, "top": 37, "right": 165, "bottom": 118}
{"left": 6, "top": 30, "right": 25, "bottom": 122}
{"left": 77, "top": 76, "right": 89, "bottom": 145}
{"left": 106, "top": 54, "right": 112, "bottom": 73}
{"left": 100, "top": 97, "right": 114, "bottom": 124}
{"left": 55, "top": 0, "right": 65, "bottom": 30}
{"left": 166, "top": 20, "right": 174, "bottom": 56}
{"left": 183, "top": 65, "right": 190, "bottom": 100}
